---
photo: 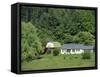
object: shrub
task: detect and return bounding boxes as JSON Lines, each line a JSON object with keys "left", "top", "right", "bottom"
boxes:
{"left": 25, "top": 51, "right": 34, "bottom": 62}
{"left": 47, "top": 48, "right": 52, "bottom": 54}
{"left": 21, "top": 52, "right": 27, "bottom": 62}
{"left": 82, "top": 51, "right": 91, "bottom": 59}
{"left": 53, "top": 48, "right": 60, "bottom": 56}
{"left": 22, "top": 50, "right": 38, "bottom": 62}
{"left": 63, "top": 54, "right": 66, "bottom": 60}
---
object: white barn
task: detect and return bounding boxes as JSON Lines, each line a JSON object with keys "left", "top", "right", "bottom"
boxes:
{"left": 61, "top": 44, "right": 94, "bottom": 54}
{"left": 43, "top": 42, "right": 61, "bottom": 54}
{"left": 46, "top": 42, "right": 61, "bottom": 48}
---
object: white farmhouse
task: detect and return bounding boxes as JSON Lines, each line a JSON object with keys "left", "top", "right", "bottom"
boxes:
{"left": 61, "top": 44, "right": 94, "bottom": 54}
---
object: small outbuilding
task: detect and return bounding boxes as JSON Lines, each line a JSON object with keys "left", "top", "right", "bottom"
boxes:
{"left": 44, "top": 42, "right": 61, "bottom": 54}
{"left": 46, "top": 42, "right": 61, "bottom": 48}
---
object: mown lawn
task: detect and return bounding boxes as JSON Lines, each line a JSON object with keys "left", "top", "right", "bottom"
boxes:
{"left": 21, "top": 53, "right": 95, "bottom": 71}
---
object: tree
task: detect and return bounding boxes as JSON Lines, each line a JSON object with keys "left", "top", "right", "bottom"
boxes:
{"left": 21, "top": 22, "right": 43, "bottom": 61}
{"left": 77, "top": 31, "right": 94, "bottom": 45}
{"left": 63, "top": 33, "right": 74, "bottom": 43}
{"left": 21, "top": 6, "right": 33, "bottom": 22}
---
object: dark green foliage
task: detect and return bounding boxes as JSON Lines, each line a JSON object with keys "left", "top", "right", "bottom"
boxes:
{"left": 21, "top": 22, "right": 43, "bottom": 61}
{"left": 21, "top": 50, "right": 36, "bottom": 62}
{"left": 77, "top": 31, "right": 95, "bottom": 45}
{"left": 82, "top": 51, "right": 91, "bottom": 59}
{"left": 21, "top": 7, "right": 95, "bottom": 46}
{"left": 21, "top": 7, "right": 95, "bottom": 47}
{"left": 53, "top": 48, "right": 60, "bottom": 56}
{"left": 25, "top": 51, "right": 34, "bottom": 62}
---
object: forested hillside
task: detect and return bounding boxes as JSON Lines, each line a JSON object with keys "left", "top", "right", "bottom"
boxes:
{"left": 21, "top": 6, "right": 96, "bottom": 60}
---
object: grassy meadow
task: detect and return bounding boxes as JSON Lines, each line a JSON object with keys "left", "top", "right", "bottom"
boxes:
{"left": 21, "top": 52, "right": 95, "bottom": 71}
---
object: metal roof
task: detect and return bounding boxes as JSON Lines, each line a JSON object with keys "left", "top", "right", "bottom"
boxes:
{"left": 61, "top": 44, "right": 94, "bottom": 49}
{"left": 46, "top": 42, "right": 61, "bottom": 48}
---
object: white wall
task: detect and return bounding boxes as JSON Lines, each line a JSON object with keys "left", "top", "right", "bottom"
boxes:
{"left": 0, "top": 0, "right": 99, "bottom": 77}
{"left": 61, "top": 49, "right": 84, "bottom": 54}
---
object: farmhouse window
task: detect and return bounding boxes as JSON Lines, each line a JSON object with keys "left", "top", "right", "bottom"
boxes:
{"left": 67, "top": 49, "right": 71, "bottom": 52}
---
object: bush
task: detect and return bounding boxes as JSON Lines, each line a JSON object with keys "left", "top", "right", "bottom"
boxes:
{"left": 22, "top": 50, "right": 37, "bottom": 62}
{"left": 82, "top": 51, "right": 91, "bottom": 59}
{"left": 25, "top": 52, "right": 33, "bottom": 62}
{"left": 53, "top": 48, "right": 60, "bottom": 56}
{"left": 21, "top": 52, "right": 27, "bottom": 62}
{"left": 63, "top": 54, "right": 66, "bottom": 60}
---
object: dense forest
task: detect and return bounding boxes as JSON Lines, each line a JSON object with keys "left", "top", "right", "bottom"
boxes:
{"left": 21, "top": 6, "right": 96, "bottom": 61}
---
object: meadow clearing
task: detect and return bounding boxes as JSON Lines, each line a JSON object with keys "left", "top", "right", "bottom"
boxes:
{"left": 21, "top": 52, "right": 95, "bottom": 71}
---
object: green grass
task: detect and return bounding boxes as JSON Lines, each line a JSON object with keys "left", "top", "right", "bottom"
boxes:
{"left": 21, "top": 52, "right": 95, "bottom": 71}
